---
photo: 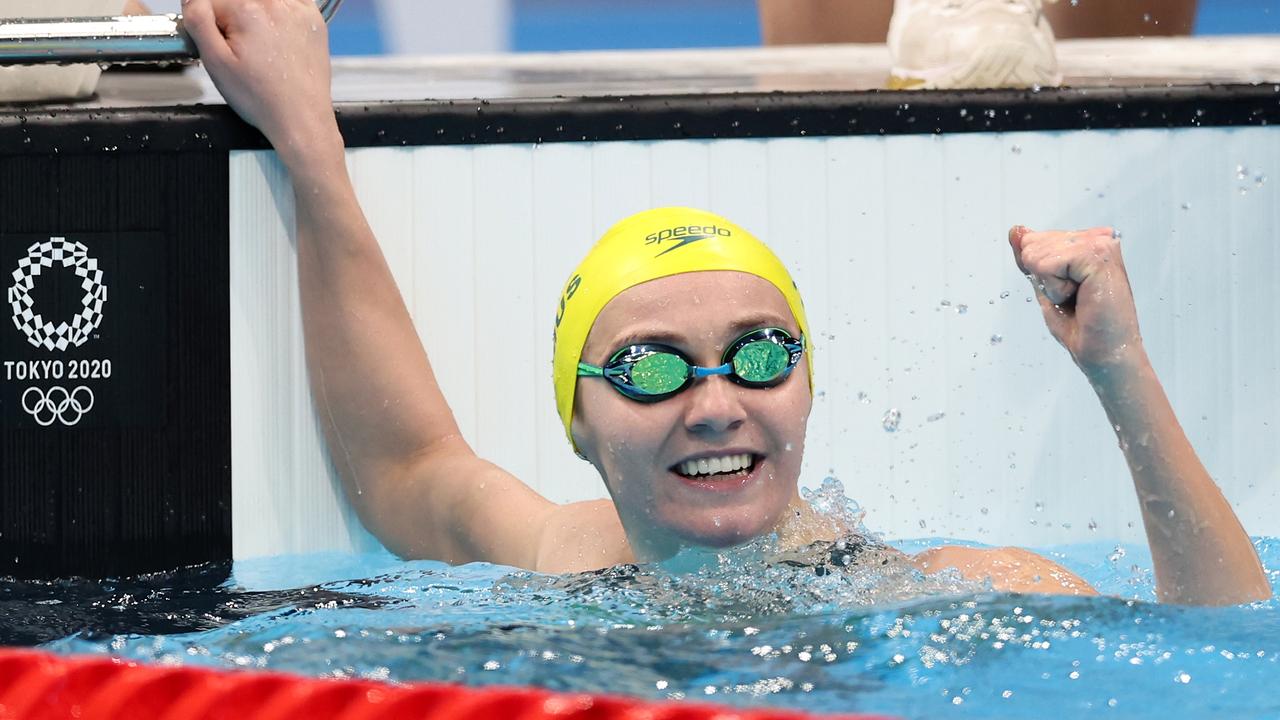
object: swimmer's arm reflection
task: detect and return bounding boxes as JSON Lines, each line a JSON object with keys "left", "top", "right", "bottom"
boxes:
{"left": 184, "top": 0, "right": 625, "bottom": 572}
{"left": 1007, "top": 226, "right": 1270, "bottom": 606}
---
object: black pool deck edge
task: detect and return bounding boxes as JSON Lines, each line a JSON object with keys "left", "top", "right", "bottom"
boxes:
{"left": 1, "top": 83, "right": 1278, "bottom": 156}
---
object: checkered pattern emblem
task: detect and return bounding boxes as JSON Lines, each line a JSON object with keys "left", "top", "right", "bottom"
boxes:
{"left": 8, "top": 237, "right": 107, "bottom": 352}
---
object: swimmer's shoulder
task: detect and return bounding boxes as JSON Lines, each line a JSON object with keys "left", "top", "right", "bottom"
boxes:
{"left": 533, "top": 499, "right": 634, "bottom": 574}
{"left": 912, "top": 544, "right": 1098, "bottom": 596}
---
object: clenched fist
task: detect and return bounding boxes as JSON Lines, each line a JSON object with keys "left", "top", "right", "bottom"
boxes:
{"left": 1008, "top": 226, "right": 1146, "bottom": 376}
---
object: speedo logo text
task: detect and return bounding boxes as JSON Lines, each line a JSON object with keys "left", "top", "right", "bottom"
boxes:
{"left": 645, "top": 225, "right": 732, "bottom": 245}
{"left": 645, "top": 225, "right": 732, "bottom": 256}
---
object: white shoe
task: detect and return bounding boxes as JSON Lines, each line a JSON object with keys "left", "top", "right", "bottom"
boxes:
{"left": 887, "top": 0, "right": 1062, "bottom": 90}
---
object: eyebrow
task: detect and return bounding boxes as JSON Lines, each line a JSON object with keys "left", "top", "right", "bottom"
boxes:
{"left": 608, "top": 313, "right": 796, "bottom": 351}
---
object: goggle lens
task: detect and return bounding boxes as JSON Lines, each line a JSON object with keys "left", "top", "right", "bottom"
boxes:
{"left": 630, "top": 352, "right": 690, "bottom": 395}
{"left": 732, "top": 339, "right": 790, "bottom": 383}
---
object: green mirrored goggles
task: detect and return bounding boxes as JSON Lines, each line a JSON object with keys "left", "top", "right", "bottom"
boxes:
{"left": 577, "top": 327, "right": 805, "bottom": 402}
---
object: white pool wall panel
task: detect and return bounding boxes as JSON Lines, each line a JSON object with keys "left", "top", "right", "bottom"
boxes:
{"left": 231, "top": 127, "right": 1280, "bottom": 560}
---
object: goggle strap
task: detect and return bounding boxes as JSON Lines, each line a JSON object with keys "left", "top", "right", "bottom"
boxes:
{"left": 577, "top": 362, "right": 604, "bottom": 377}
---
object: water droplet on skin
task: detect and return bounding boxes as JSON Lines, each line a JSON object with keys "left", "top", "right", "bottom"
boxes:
{"left": 1181, "top": 201, "right": 1192, "bottom": 210}
{"left": 956, "top": 304, "right": 968, "bottom": 314}
{"left": 1034, "top": 501, "right": 1044, "bottom": 512}
{"left": 882, "top": 408, "right": 902, "bottom": 432}
{"left": 980, "top": 507, "right": 989, "bottom": 515}
{"left": 999, "top": 290, "right": 1011, "bottom": 299}
{"left": 927, "top": 412, "right": 945, "bottom": 422}
{"left": 1256, "top": 173, "right": 1268, "bottom": 187}
{"left": 1236, "top": 164, "right": 1249, "bottom": 180}
{"left": 856, "top": 391, "right": 871, "bottom": 404}
{"left": 989, "top": 334, "right": 1003, "bottom": 345}
{"left": 1010, "top": 144, "right": 1022, "bottom": 154}
{"left": 1088, "top": 518, "right": 1098, "bottom": 531}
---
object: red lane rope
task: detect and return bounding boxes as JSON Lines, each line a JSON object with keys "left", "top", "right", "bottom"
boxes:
{"left": 0, "top": 649, "right": 896, "bottom": 720}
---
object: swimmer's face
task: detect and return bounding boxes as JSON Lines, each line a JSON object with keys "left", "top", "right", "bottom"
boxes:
{"left": 573, "top": 271, "right": 811, "bottom": 557}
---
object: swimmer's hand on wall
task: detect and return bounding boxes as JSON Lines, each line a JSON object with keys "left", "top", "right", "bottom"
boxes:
{"left": 1007, "top": 225, "right": 1145, "bottom": 378}
{"left": 183, "top": 0, "right": 341, "bottom": 167}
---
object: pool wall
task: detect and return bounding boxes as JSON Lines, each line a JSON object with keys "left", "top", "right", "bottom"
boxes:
{"left": 2, "top": 42, "right": 1278, "bottom": 577}
{"left": 230, "top": 125, "right": 1280, "bottom": 559}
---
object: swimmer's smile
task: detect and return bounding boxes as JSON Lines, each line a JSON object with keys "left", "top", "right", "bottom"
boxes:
{"left": 669, "top": 451, "right": 762, "bottom": 491}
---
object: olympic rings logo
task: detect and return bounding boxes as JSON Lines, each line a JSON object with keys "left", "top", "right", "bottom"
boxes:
{"left": 8, "top": 237, "right": 107, "bottom": 352}
{"left": 21, "top": 385, "right": 95, "bottom": 427}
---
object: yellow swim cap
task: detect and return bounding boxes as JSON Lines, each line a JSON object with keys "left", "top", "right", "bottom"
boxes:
{"left": 553, "top": 207, "right": 812, "bottom": 451}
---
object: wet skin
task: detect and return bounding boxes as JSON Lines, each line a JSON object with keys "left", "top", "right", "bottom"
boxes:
{"left": 572, "top": 271, "right": 815, "bottom": 561}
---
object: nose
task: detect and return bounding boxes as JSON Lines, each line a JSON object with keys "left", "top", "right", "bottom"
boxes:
{"left": 682, "top": 374, "right": 747, "bottom": 435}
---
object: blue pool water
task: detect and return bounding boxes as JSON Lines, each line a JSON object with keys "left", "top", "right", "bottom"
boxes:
{"left": 9, "top": 485, "right": 1277, "bottom": 720}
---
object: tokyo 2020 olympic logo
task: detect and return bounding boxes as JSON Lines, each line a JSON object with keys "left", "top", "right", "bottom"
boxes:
{"left": 21, "top": 385, "right": 94, "bottom": 427}
{"left": 8, "top": 237, "right": 107, "bottom": 352}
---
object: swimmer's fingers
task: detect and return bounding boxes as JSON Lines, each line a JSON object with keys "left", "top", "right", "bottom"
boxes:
{"left": 1009, "top": 226, "right": 1076, "bottom": 306}
{"left": 1011, "top": 226, "right": 1119, "bottom": 306}
{"left": 181, "top": 0, "right": 335, "bottom": 153}
{"left": 180, "top": 0, "right": 236, "bottom": 70}
{"left": 1010, "top": 225, "right": 1146, "bottom": 366}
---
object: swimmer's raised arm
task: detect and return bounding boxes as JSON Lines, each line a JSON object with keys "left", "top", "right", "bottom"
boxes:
{"left": 1008, "top": 225, "right": 1270, "bottom": 605}
{"left": 183, "top": 0, "right": 613, "bottom": 570}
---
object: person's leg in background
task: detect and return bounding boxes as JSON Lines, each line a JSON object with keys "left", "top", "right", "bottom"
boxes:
{"left": 759, "top": 0, "right": 1199, "bottom": 45}
{"left": 1044, "top": 0, "right": 1197, "bottom": 37}
{"left": 758, "top": 0, "right": 893, "bottom": 44}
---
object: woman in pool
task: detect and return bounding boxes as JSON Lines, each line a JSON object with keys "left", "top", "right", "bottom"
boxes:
{"left": 184, "top": 0, "right": 1269, "bottom": 605}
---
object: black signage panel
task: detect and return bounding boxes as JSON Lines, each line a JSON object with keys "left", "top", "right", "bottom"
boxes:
{"left": 1, "top": 231, "right": 167, "bottom": 430}
{"left": 0, "top": 153, "right": 230, "bottom": 580}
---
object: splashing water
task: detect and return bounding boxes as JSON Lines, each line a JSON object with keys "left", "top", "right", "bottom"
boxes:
{"left": 6, "top": 480, "right": 1277, "bottom": 720}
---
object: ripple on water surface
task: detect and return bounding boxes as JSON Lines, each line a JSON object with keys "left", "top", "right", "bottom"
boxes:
{"left": 10, "top": 484, "right": 1279, "bottom": 720}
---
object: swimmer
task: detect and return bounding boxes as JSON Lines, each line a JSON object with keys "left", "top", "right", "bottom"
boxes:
{"left": 183, "top": 0, "right": 1270, "bottom": 605}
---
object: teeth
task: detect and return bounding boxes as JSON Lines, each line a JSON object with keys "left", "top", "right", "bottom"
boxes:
{"left": 679, "top": 453, "right": 754, "bottom": 477}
